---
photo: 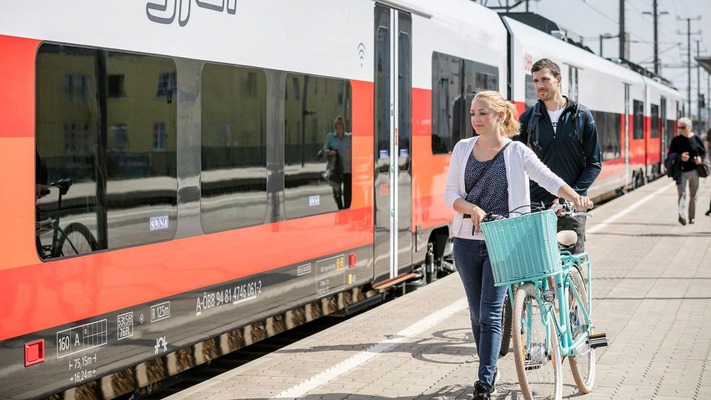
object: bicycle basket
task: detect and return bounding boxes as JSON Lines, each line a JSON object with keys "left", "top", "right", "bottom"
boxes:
{"left": 481, "top": 210, "right": 561, "bottom": 285}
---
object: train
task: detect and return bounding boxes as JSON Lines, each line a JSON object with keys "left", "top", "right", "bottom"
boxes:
{"left": 0, "top": 1, "right": 682, "bottom": 399}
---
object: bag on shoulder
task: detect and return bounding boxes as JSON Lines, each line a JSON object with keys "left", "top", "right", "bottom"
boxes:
{"left": 322, "top": 151, "right": 343, "bottom": 184}
{"left": 692, "top": 135, "right": 710, "bottom": 178}
{"left": 698, "top": 158, "right": 711, "bottom": 178}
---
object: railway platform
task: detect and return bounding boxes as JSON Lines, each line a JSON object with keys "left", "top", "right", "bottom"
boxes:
{"left": 166, "top": 176, "right": 711, "bottom": 400}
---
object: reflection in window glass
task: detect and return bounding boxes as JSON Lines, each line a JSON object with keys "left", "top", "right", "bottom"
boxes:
{"left": 376, "top": 26, "right": 391, "bottom": 162}
{"left": 36, "top": 44, "right": 178, "bottom": 258}
{"left": 633, "top": 100, "right": 644, "bottom": 139}
{"left": 431, "top": 52, "right": 499, "bottom": 154}
{"left": 665, "top": 119, "right": 675, "bottom": 146}
{"left": 591, "top": 111, "right": 621, "bottom": 161}
{"left": 399, "top": 31, "right": 411, "bottom": 159}
{"left": 200, "top": 64, "right": 267, "bottom": 233}
{"left": 650, "top": 104, "right": 659, "bottom": 138}
{"left": 432, "top": 53, "right": 459, "bottom": 154}
{"left": 524, "top": 75, "right": 538, "bottom": 109}
{"left": 283, "top": 74, "right": 352, "bottom": 218}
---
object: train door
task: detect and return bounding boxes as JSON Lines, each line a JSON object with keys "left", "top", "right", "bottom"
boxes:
{"left": 624, "top": 84, "right": 631, "bottom": 183}
{"left": 373, "top": 3, "right": 413, "bottom": 284}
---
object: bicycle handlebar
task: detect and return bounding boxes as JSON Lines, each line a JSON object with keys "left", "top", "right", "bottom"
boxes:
{"left": 482, "top": 200, "right": 593, "bottom": 222}
{"left": 549, "top": 200, "right": 593, "bottom": 218}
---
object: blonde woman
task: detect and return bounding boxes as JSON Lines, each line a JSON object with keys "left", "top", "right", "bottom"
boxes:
{"left": 445, "top": 90, "right": 590, "bottom": 400}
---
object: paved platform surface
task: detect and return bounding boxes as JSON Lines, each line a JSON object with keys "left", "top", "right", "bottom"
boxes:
{"left": 166, "top": 177, "right": 711, "bottom": 400}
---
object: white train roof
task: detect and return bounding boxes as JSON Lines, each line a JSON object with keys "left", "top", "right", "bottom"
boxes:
{"left": 504, "top": 15, "right": 647, "bottom": 112}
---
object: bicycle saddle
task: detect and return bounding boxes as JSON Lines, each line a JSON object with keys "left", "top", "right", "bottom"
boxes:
{"left": 51, "top": 178, "right": 73, "bottom": 196}
{"left": 557, "top": 230, "right": 577, "bottom": 247}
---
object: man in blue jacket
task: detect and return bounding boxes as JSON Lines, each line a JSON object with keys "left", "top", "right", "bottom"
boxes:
{"left": 517, "top": 58, "right": 602, "bottom": 253}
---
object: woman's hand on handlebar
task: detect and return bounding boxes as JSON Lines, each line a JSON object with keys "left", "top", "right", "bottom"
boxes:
{"left": 573, "top": 196, "right": 593, "bottom": 212}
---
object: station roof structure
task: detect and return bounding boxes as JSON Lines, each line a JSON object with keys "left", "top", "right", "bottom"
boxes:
{"left": 697, "top": 56, "right": 711, "bottom": 75}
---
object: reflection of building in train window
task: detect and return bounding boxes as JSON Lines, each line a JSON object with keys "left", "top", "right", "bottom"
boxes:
{"left": 108, "top": 74, "right": 126, "bottom": 98}
{"left": 153, "top": 123, "right": 167, "bottom": 151}
{"left": 282, "top": 73, "right": 353, "bottom": 218}
{"left": 110, "top": 124, "right": 129, "bottom": 151}
{"left": 36, "top": 43, "right": 178, "bottom": 255}
{"left": 200, "top": 63, "right": 267, "bottom": 233}
{"left": 431, "top": 51, "right": 498, "bottom": 154}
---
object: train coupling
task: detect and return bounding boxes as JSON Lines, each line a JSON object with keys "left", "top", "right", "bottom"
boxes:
{"left": 587, "top": 332, "right": 608, "bottom": 349}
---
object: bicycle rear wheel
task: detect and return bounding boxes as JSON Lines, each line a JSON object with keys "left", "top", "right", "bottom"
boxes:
{"left": 568, "top": 266, "right": 596, "bottom": 393}
{"left": 512, "top": 283, "right": 562, "bottom": 400}
{"left": 55, "top": 223, "right": 99, "bottom": 257}
{"left": 499, "top": 293, "right": 512, "bottom": 357}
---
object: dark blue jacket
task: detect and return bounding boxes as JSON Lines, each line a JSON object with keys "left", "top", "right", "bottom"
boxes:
{"left": 516, "top": 98, "right": 602, "bottom": 204}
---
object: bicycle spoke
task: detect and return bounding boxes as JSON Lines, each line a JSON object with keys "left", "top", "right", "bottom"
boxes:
{"left": 513, "top": 284, "right": 562, "bottom": 400}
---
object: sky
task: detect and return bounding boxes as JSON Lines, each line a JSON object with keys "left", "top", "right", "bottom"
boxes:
{"left": 496, "top": 0, "right": 711, "bottom": 114}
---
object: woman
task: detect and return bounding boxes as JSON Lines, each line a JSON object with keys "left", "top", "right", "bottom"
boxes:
{"left": 444, "top": 91, "right": 591, "bottom": 400}
{"left": 321, "top": 116, "right": 352, "bottom": 210}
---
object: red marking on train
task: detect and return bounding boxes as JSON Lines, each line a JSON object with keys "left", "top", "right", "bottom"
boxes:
{"left": 0, "top": 35, "right": 38, "bottom": 138}
{"left": 24, "top": 339, "right": 45, "bottom": 367}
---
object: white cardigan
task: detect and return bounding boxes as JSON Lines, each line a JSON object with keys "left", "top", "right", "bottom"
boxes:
{"left": 445, "top": 136, "right": 566, "bottom": 240}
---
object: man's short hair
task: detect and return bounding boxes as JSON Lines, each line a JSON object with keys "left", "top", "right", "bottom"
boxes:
{"left": 531, "top": 58, "right": 562, "bottom": 78}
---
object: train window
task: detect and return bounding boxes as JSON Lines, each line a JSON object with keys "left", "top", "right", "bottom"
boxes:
{"left": 650, "top": 104, "right": 659, "bottom": 138}
{"left": 475, "top": 71, "right": 498, "bottom": 92}
{"left": 432, "top": 52, "right": 460, "bottom": 154}
{"left": 200, "top": 64, "right": 268, "bottom": 233}
{"left": 567, "top": 66, "right": 579, "bottom": 102}
{"left": 431, "top": 52, "right": 499, "bottom": 154}
{"left": 376, "top": 24, "right": 392, "bottom": 162}
{"left": 524, "top": 75, "right": 538, "bottom": 109}
{"left": 283, "top": 74, "right": 352, "bottom": 218}
{"left": 665, "top": 119, "right": 675, "bottom": 145}
{"left": 633, "top": 100, "right": 644, "bottom": 140}
{"left": 399, "top": 29, "right": 412, "bottom": 161}
{"left": 36, "top": 44, "right": 178, "bottom": 259}
{"left": 591, "top": 111, "right": 621, "bottom": 161}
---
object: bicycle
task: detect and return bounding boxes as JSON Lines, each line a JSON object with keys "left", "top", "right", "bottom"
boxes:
{"left": 481, "top": 203, "right": 607, "bottom": 400}
{"left": 36, "top": 178, "right": 99, "bottom": 259}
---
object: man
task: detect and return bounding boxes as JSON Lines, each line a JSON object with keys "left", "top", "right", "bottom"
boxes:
{"left": 666, "top": 117, "right": 706, "bottom": 225}
{"left": 517, "top": 58, "right": 602, "bottom": 253}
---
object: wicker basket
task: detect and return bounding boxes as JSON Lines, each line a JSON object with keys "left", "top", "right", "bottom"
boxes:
{"left": 481, "top": 210, "right": 561, "bottom": 285}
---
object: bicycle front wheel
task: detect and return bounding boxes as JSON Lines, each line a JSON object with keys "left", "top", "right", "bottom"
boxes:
{"left": 499, "top": 293, "right": 512, "bottom": 357}
{"left": 568, "top": 266, "right": 596, "bottom": 393}
{"left": 512, "top": 283, "right": 562, "bottom": 400}
{"left": 55, "top": 223, "right": 99, "bottom": 257}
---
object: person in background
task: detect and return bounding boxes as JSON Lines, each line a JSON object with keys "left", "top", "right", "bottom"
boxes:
{"left": 321, "top": 116, "right": 352, "bottom": 210}
{"left": 516, "top": 58, "right": 601, "bottom": 253}
{"left": 667, "top": 117, "right": 706, "bottom": 225}
{"left": 705, "top": 129, "right": 711, "bottom": 217}
{"left": 445, "top": 90, "right": 592, "bottom": 400}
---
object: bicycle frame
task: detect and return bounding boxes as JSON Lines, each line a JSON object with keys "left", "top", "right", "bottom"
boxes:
{"left": 503, "top": 251, "right": 593, "bottom": 358}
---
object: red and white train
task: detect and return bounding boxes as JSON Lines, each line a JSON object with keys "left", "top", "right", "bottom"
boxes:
{"left": 0, "top": 1, "right": 681, "bottom": 399}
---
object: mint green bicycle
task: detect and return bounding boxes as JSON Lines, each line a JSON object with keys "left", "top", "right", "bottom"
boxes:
{"left": 482, "top": 204, "right": 607, "bottom": 400}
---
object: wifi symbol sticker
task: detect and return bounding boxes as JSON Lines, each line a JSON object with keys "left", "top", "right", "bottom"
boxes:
{"left": 357, "top": 43, "right": 366, "bottom": 67}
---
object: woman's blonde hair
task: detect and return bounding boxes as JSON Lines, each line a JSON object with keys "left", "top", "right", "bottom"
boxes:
{"left": 473, "top": 91, "right": 521, "bottom": 138}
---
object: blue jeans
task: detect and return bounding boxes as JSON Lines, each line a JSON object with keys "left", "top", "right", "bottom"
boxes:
{"left": 453, "top": 238, "right": 506, "bottom": 390}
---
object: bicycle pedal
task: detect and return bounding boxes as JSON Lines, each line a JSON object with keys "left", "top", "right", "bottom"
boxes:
{"left": 587, "top": 332, "right": 608, "bottom": 349}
